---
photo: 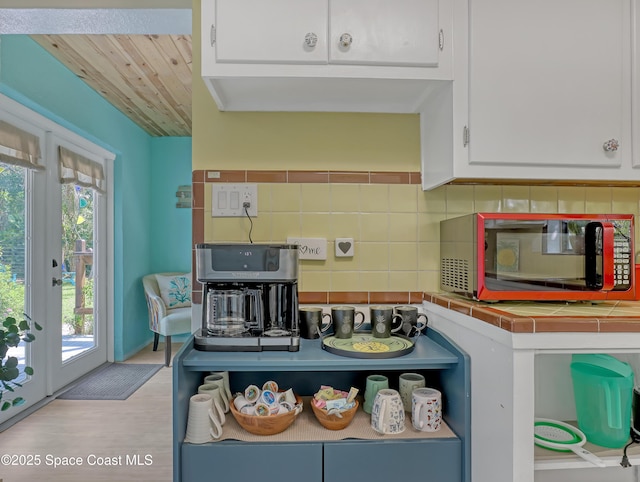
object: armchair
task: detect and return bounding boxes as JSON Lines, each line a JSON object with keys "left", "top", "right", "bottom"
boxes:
{"left": 142, "top": 272, "right": 192, "bottom": 366}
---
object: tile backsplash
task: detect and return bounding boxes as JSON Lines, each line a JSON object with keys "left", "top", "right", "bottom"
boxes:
{"left": 192, "top": 170, "right": 640, "bottom": 296}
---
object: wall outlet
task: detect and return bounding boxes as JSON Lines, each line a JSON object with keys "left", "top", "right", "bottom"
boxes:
{"left": 212, "top": 183, "right": 258, "bottom": 217}
{"left": 287, "top": 237, "right": 327, "bottom": 260}
{"left": 335, "top": 238, "right": 354, "bottom": 257}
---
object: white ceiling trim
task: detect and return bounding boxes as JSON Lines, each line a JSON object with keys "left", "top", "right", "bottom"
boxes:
{"left": 0, "top": 8, "right": 191, "bottom": 34}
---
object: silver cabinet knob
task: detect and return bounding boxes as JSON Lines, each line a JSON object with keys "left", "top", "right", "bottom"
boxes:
{"left": 339, "top": 33, "right": 353, "bottom": 48}
{"left": 603, "top": 139, "right": 619, "bottom": 152}
{"left": 304, "top": 32, "right": 318, "bottom": 48}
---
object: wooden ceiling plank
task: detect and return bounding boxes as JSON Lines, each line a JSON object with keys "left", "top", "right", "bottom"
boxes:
{"left": 111, "top": 34, "right": 191, "bottom": 134}
{"left": 33, "top": 34, "right": 168, "bottom": 136}
{"left": 85, "top": 35, "right": 181, "bottom": 134}
{"left": 124, "top": 35, "right": 192, "bottom": 130}
{"left": 30, "top": 34, "right": 192, "bottom": 137}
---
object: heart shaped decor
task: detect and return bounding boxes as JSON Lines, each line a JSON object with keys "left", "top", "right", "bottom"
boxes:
{"left": 338, "top": 241, "right": 352, "bottom": 254}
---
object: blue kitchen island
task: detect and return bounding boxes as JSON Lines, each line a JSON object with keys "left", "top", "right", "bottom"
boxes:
{"left": 172, "top": 328, "right": 470, "bottom": 482}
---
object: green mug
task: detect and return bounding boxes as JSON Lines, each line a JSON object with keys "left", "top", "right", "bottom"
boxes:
{"left": 363, "top": 374, "right": 389, "bottom": 414}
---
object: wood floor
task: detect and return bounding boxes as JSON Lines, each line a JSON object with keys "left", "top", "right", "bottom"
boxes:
{"left": 0, "top": 342, "right": 181, "bottom": 482}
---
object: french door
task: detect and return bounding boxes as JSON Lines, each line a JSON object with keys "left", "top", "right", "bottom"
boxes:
{"left": 0, "top": 95, "right": 113, "bottom": 423}
{"left": 45, "top": 135, "right": 109, "bottom": 393}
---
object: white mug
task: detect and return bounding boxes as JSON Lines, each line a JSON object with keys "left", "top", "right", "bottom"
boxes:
{"left": 198, "top": 384, "right": 226, "bottom": 425}
{"left": 371, "top": 388, "right": 405, "bottom": 435}
{"left": 203, "top": 374, "right": 230, "bottom": 412}
{"left": 185, "top": 394, "right": 216, "bottom": 444}
{"left": 412, "top": 387, "right": 442, "bottom": 432}
{"left": 210, "top": 371, "right": 232, "bottom": 401}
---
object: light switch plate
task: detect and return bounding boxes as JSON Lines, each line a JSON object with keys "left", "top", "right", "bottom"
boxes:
{"left": 211, "top": 183, "right": 258, "bottom": 217}
{"left": 287, "top": 237, "right": 327, "bottom": 260}
{"left": 335, "top": 238, "right": 354, "bottom": 257}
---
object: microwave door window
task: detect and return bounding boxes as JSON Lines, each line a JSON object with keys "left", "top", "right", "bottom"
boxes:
{"left": 484, "top": 218, "right": 590, "bottom": 292}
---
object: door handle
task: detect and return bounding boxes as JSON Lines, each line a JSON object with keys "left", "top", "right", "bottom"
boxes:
{"left": 52, "top": 277, "right": 63, "bottom": 287}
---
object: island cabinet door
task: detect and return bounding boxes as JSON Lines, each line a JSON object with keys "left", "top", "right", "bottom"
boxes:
{"left": 181, "top": 442, "right": 323, "bottom": 482}
{"left": 323, "top": 438, "right": 462, "bottom": 482}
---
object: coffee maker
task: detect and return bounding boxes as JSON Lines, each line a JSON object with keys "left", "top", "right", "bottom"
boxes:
{"left": 195, "top": 243, "right": 300, "bottom": 352}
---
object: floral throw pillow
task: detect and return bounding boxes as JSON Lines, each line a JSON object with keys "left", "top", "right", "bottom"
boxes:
{"left": 156, "top": 273, "right": 191, "bottom": 309}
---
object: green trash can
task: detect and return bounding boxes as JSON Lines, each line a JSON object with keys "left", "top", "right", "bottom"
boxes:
{"left": 571, "top": 354, "right": 634, "bottom": 448}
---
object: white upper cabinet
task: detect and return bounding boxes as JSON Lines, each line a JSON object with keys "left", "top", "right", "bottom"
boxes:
{"left": 328, "top": 0, "right": 440, "bottom": 67}
{"left": 215, "top": 0, "right": 329, "bottom": 64}
{"left": 202, "top": 0, "right": 451, "bottom": 112}
{"left": 420, "top": 0, "right": 634, "bottom": 189}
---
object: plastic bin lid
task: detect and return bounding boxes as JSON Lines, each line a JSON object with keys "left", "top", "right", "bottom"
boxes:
{"left": 571, "top": 354, "right": 634, "bottom": 378}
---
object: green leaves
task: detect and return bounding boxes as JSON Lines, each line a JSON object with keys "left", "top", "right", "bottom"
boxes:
{"left": 0, "top": 313, "right": 41, "bottom": 411}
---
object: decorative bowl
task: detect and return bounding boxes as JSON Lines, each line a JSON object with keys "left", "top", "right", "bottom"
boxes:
{"left": 230, "top": 393, "right": 302, "bottom": 436}
{"left": 311, "top": 399, "right": 359, "bottom": 430}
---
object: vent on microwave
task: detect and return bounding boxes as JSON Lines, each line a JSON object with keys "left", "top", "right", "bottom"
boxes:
{"left": 441, "top": 258, "right": 470, "bottom": 292}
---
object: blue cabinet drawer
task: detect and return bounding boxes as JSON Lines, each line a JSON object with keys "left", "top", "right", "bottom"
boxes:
{"left": 323, "top": 438, "right": 462, "bottom": 482}
{"left": 181, "top": 441, "right": 323, "bottom": 482}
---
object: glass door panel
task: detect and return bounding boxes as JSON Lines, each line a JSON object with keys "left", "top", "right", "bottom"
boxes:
{"left": 61, "top": 184, "right": 96, "bottom": 362}
{"left": 0, "top": 161, "right": 46, "bottom": 423}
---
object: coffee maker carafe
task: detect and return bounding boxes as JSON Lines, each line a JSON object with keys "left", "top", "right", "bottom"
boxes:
{"left": 195, "top": 243, "right": 300, "bottom": 352}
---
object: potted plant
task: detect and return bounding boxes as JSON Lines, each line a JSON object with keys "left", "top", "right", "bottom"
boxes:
{"left": 0, "top": 313, "right": 42, "bottom": 411}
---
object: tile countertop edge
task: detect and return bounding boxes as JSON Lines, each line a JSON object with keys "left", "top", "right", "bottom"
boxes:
{"left": 423, "top": 292, "right": 640, "bottom": 335}
{"left": 423, "top": 297, "right": 640, "bottom": 351}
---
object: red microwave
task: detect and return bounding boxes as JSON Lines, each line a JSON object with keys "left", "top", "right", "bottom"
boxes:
{"left": 440, "top": 213, "right": 635, "bottom": 301}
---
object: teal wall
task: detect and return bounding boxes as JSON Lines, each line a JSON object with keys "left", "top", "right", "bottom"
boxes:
{"left": 0, "top": 35, "right": 192, "bottom": 360}
{"left": 150, "top": 138, "right": 193, "bottom": 274}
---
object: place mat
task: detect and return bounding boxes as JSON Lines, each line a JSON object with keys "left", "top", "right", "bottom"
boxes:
{"left": 186, "top": 397, "right": 457, "bottom": 444}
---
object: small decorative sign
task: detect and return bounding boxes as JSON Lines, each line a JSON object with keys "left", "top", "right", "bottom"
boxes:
{"left": 287, "top": 237, "right": 327, "bottom": 260}
{"left": 335, "top": 238, "right": 354, "bottom": 257}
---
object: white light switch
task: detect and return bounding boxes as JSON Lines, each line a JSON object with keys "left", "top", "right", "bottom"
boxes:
{"left": 212, "top": 184, "right": 258, "bottom": 217}
{"left": 287, "top": 237, "right": 327, "bottom": 260}
{"left": 335, "top": 238, "right": 354, "bottom": 257}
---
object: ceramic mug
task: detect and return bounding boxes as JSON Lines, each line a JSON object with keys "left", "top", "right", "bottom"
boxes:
{"left": 209, "top": 370, "right": 232, "bottom": 401}
{"left": 371, "top": 388, "right": 405, "bottom": 435}
{"left": 363, "top": 374, "right": 390, "bottom": 414}
{"left": 394, "top": 306, "right": 428, "bottom": 337}
{"left": 412, "top": 387, "right": 442, "bottom": 432}
{"left": 399, "top": 373, "right": 426, "bottom": 412}
{"left": 185, "top": 394, "right": 220, "bottom": 443}
{"left": 330, "top": 305, "right": 365, "bottom": 339}
{"left": 204, "top": 374, "right": 230, "bottom": 412}
{"left": 197, "top": 384, "right": 226, "bottom": 425}
{"left": 299, "top": 307, "right": 332, "bottom": 339}
{"left": 370, "top": 305, "right": 403, "bottom": 339}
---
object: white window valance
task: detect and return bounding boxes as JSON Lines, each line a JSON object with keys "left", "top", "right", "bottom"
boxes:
{"left": 58, "top": 146, "right": 105, "bottom": 193}
{"left": 0, "top": 120, "right": 43, "bottom": 170}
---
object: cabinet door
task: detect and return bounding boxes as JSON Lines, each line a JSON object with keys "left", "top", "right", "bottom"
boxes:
{"left": 324, "top": 439, "right": 462, "bottom": 482}
{"left": 468, "top": 0, "right": 631, "bottom": 168}
{"left": 182, "top": 442, "right": 323, "bottom": 482}
{"left": 329, "top": 0, "right": 440, "bottom": 66}
{"left": 214, "top": 0, "right": 328, "bottom": 64}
